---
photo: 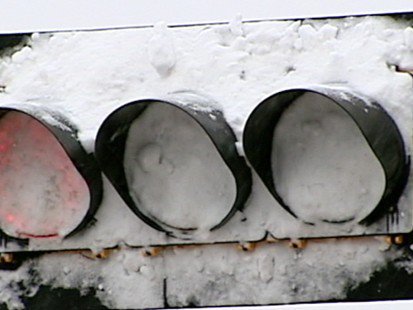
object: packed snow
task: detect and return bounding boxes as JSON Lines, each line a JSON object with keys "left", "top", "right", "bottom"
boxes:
{"left": 0, "top": 14, "right": 412, "bottom": 309}
{"left": 0, "top": 237, "right": 401, "bottom": 309}
{"left": 272, "top": 92, "right": 386, "bottom": 224}
{"left": 124, "top": 102, "right": 236, "bottom": 231}
{"left": 148, "top": 22, "right": 176, "bottom": 77}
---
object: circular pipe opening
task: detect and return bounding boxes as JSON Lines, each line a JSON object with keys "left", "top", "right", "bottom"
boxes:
{"left": 124, "top": 102, "right": 236, "bottom": 231}
{"left": 0, "top": 108, "right": 102, "bottom": 239}
{"left": 243, "top": 87, "right": 410, "bottom": 226}
{"left": 95, "top": 92, "right": 252, "bottom": 238}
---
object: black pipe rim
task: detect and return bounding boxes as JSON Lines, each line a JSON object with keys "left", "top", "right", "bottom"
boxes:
{"left": 95, "top": 94, "right": 252, "bottom": 238}
{"left": 243, "top": 86, "right": 410, "bottom": 226}
{"left": 0, "top": 105, "right": 103, "bottom": 241}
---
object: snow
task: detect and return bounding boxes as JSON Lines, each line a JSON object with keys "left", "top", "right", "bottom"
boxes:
{"left": 165, "top": 91, "right": 222, "bottom": 113}
{"left": 0, "top": 13, "right": 410, "bottom": 246}
{"left": 148, "top": 22, "right": 176, "bottom": 77}
{"left": 124, "top": 102, "right": 236, "bottom": 232}
{"left": 0, "top": 237, "right": 399, "bottom": 309}
{"left": 0, "top": 248, "right": 165, "bottom": 309}
{"left": 272, "top": 92, "right": 385, "bottom": 224}
{"left": 0, "top": 13, "right": 412, "bottom": 309}
{"left": 0, "top": 111, "right": 90, "bottom": 238}
{"left": 160, "top": 238, "right": 389, "bottom": 307}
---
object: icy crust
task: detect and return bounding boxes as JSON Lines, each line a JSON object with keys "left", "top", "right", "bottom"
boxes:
{"left": 272, "top": 92, "right": 386, "bottom": 224}
{"left": 124, "top": 103, "right": 236, "bottom": 232}
{"left": 165, "top": 90, "right": 223, "bottom": 113}
{"left": 0, "top": 111, "right": 90, "bottom": 238}
{"left": 0, "top": 15, "right": 410, "bottom": 250}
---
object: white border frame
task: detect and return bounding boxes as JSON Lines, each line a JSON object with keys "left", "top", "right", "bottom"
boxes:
{"left": 0, "top": 0, "right": 413, "bottom": 33}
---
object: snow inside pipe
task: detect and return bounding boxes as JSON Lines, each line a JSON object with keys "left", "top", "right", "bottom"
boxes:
{"left": 243, "top": 87, "right": 410, "bottom": 226}
{"left": 95, "top": 92, "right": 252, "bottom": 238}
{"left": 0, "top": 105, "right": 103, "bottom": 240}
